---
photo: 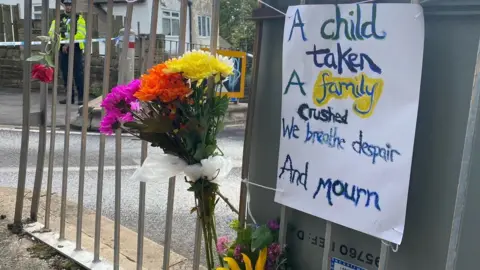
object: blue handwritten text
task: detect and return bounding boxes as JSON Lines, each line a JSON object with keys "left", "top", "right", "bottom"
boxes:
{"left": 313, "top": 177, "right": 381, "bottom": 211}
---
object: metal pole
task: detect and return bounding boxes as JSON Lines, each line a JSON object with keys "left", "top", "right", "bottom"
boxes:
{"left": 136, "top": 0, "right": 159, "bottom": 266}
{"left": 30, "top": 0, "right": 49, "bottom": 222}
{"left": 209, "top": 0, "right": 220, "bottom": 56}
{"left": 239, "top": 0, "right": 264, "bottom": 228}
{"left": 44, "top": 0, "right": 61, "bottom": 230}
{"left": 161, "top": 2, "right": 187, "bottom": 268}
{"left": 192, "top": 217, "right": 202, "bottom": 270}
{"left": 59, "top": 0, "right": 77, "bottom": 241}
{"left": 113, "top": 4, "right": 133, "bottom": 269}
{"left": 179, "top": 0, "right": 187, "bottom": 54}
{"left": 13, "top": 0, "right": 33, "bottom": 228}
{"left": 136, "top": 25, "right": 148, "bottom": 270}
{"left": 76, "top": 0, "right": 94, "bottom": 250}
{"left": 147, "top": 0, "right": 160, "bottom": 68}
{"left": 378, "top": 242, "right": 390, "bottom": 270}
{"left": 94, "top": 0, "right": 114, "bottom": 261}
{"left": 445, "top": 24, "right": 480, "bottom": 270}
{"left": 162, "top": 176, "right": 176, "bottom": 270}
{"left": 278, "top": 206, "right": 287, "bottom": 249}
{"left": 322, "top": 221, "right": 332, "bottom": 270}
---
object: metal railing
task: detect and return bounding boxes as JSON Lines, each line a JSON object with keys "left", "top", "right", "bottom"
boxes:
{"left": 12, "top": 0, "right": 216, "bottom": 269}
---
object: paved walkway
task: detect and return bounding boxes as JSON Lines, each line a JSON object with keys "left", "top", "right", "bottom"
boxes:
{"left": 0, "top": 88, "right": 80, "bottom": 127}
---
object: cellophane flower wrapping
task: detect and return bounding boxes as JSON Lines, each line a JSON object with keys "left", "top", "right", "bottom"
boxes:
{"left": 100, "top": 50, "right": 235, "bottom": 269}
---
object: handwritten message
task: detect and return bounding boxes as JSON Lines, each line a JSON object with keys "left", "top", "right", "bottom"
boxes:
{"left": 275, "top": 4, "right": 424, "bottom": 245}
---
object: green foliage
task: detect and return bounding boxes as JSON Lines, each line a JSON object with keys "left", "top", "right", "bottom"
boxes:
{"left": 251, "top": 225, "right": 274, "bottom": 251}
{"left": 25, "top": 34, "right": 60, "bottom": 68}
{"left": 220, "top": 0, "right": 256, "bottom": 52}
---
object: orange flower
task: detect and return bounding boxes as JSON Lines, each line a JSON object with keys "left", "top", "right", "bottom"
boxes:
{"left": 135, "top": 63, "right": 191, "bottom": 103}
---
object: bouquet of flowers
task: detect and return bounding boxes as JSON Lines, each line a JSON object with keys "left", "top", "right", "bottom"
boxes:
{"left": 216, "top": 220, "right": 289, "bottom": 270}
{"left": 100, "top": 50, "right": 235, "bottom": 269}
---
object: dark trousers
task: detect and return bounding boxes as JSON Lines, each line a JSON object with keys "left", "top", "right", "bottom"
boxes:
{"left": 60, "top": 45, "right": 84, "bottom": 102}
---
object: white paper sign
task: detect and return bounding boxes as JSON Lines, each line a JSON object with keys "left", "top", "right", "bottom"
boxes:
{"left": 275, "top": 3, "right": 424, "bottom": 244}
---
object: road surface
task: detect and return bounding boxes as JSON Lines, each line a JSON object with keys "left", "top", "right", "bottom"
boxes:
{"left": 0, "top": 126, "right": 245, "bottom": 263}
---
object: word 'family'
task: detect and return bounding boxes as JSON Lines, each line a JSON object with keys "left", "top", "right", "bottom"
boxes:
{"left": 313, "top": 70, "right": 383, "bottom": 118}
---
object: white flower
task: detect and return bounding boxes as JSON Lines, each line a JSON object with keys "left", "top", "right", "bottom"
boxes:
{"left": 216, "top": 55, "right": 235, "bottom": 77}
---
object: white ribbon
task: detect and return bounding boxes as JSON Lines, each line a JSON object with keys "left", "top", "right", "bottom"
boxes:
{"left": 130, "top": 151, "right": 233, "bottom": 183}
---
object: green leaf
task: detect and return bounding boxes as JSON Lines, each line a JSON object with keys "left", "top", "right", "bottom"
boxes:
{"left": 216, "top": 121, "right": 225, "bottom": 134}
{"left": 190, "top": 207, "right": 197, "bottom": 214}
{"left": 251, "top": 225, "right": 274, "bottom": 251}
{"left": 193, "top": 142, "right": 206, "bottom": 161}
{"left": 44, "top": 55, "right": 54, "bottom": 67}
{"left": 37, "top": 35, "right": 51, "bottom": 42}
{"left": 205, "top": 144, "right": 216, "bottom": 157}
{"left": 25, "top": 55, "right": 44, "bottom": 62}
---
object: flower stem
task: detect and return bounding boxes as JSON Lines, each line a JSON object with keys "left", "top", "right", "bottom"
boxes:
{"left": 215, "top": 190, "right": 239, "bottom": 215}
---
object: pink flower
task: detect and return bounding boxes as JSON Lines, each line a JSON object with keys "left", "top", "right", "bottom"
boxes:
{"left": 121, "top": 112, "right": 134, "bottom": 122}
{"left": 130, "top": 101, "right": 141, "bottom": 111}
{"left": 99, "top": 112, "right": 120, "bottom": 135}
{"left": 216, "top": 236, "right": 229, "bottom": 255}
{"left": 267, "top": 220, "right": 280, "bottom": 231}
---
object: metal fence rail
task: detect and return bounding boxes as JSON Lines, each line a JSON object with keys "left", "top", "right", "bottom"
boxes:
{"left": 10, "top": 0, "right": 258, "bottom": 269}
{"left": 11, "top": 0, "right": 211, "bottom": 269}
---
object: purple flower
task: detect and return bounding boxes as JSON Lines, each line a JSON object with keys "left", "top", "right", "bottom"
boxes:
{"left": 265, "top": 243, "right": 282, "bottom": 270}
{"left": 233, "top": 244, "right": 242, "bottom": 261}
{"left": 216, "top": 236, "right": 229, "bottom": 255}
{"left": 99, "top": 112, "right": 120, "bottom": 135}
{"left": 101, "top": 79, "right": 141, "bottom": 113}
{"left": 267, "top": 220, "right": 280, "bottom": 231}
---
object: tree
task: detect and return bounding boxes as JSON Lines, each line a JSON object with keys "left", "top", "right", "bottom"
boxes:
{"left": 219, "top": 0, "right": 256, "bottom": 53}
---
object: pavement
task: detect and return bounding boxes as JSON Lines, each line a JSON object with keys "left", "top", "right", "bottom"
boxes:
{"left": 0, "top": 88, "right": 79, "bottom": 128}
{"left": 0, "top": 215, "right": 51, "bottom": 270}
{"left": 0, "top": 126, "right": 245, "bottom": 268}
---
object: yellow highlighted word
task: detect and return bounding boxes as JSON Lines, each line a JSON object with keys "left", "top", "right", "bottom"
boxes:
{"left": 312, "top": 70, "right": 384, "bottom": 118}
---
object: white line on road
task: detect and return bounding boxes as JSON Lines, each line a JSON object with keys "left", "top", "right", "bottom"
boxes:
{"left": 0, "top": 162, "right": 242, "bottom": 174}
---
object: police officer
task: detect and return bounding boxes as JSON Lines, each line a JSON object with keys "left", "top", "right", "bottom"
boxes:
{"left": 49, "top": 0, "right": 87, "bottom": 105}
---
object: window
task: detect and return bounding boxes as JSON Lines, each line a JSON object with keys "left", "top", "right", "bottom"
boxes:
{"left": 33, "top": 5, "right": 42, "bottom": 19}
{"left": 162, "top": 11, "right": 180, "bottom": 36}
{"left": 198, "top": 16, "right": 211, "bottom": 37}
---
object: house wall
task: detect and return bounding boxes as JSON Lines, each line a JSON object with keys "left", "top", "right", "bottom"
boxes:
{"left": 0, "top": 0, "right": 90, "bottom": 18}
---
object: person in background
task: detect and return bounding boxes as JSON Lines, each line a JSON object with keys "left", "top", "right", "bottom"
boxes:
{"left": 48, "top": 0, "right": 87, "bottom": 105}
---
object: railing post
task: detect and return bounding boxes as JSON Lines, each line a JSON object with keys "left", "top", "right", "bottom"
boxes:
{"left": 30, "top": 0, "right": 49, "bottom": 222}
{"left": 113, "top": 3, "right": 133, "bottom": 269}
{"left": 136, "top": 1, "right": 160, "bottom": 268}
{"left": 94, "top": 0, "right": 114, "bottom": 262}
{"left": 59, "top": 0, "right": 77, "bottom": 241}
{"left": 76, "top": 0, "right": 94, "bottom": 251}
{"left": 13, "top": 0, "right": 33, "bottom": 231}
{"left": 44, "top": 0, "right": 62, "bottom": 230}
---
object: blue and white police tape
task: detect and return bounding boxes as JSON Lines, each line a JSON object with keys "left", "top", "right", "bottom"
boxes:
{"left": 0, "top": 36, "right": 136, "bottom": 47}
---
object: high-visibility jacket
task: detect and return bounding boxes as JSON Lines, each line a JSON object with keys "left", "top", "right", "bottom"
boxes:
{"left": 48, "top": 13, "right": 86, "bottom": 50}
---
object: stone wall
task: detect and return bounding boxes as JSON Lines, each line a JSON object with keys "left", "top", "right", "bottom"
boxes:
{"left": 0, "top": 36, "right": 167, "bottom": 91}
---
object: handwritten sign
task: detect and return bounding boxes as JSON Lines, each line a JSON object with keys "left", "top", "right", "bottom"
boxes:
{"left": 275, "top": 4, "right": 424, "bottom": 244}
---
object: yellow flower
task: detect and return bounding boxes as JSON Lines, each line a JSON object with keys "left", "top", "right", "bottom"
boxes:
{"left": 216, "top": 247, "right": 267, "bottom": 270}
{"left": 165, "top": 50, "right": 234, "bottom": 82}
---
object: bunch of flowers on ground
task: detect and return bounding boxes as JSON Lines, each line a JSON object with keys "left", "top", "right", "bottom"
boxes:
{"left": 216, "top": 219, "right": 289, "bottom": 270}
{"left": 99, "top": 50, "right": 235, "bottom": 269}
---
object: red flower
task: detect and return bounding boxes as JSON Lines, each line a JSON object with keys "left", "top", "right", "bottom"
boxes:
{"left": 31, "top": 64, "right": 54, "bottom": 83}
